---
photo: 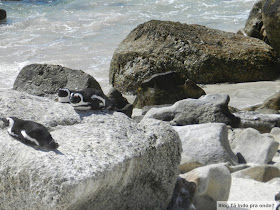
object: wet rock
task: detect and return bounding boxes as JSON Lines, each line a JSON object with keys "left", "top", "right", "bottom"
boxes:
{"left": 228, "top": 128, "right": 279, "bottom": 164}
{"left": 142, "top": 94, "right": 240, "bottom": 127}
{"left": 110, "top": 20, "right": 279, "bottom": 94}
{"left": 0, "top": 115, "right": 182, "bottom": 210}
{"left": 133, "top": 71, "right": 205, "bottom": 108}
{"left": 232, "top": 165, "right": 280, "bottom": 182}
{"left": 262, "top": 0, "right": 280, "bottom": 55}
{"left": 181, "top": 164, "right": 231, "bottom": 210}
{"left": 0, "top": 89, "right": 80, "bottom": 128}
{"left": 13, "top": 64, "right": 101, "bottom": 97}
{"left": 0, "top": 9, "right": 6, "bottom": 21}
{"left": 234, "top": 111, "right": 280, "bottom": 133}
{"left": 173, "top": 123, "right": 238, "bottom": 173}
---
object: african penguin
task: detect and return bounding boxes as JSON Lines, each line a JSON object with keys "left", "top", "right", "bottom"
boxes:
{"left": 1, "top": 117, "right": 59, "bottom": 150}
{"left": 57, "top": 88, "right": 72, "bottom": 103}
{"left": 69, "top": 88, "right": 114, "bottom": 111}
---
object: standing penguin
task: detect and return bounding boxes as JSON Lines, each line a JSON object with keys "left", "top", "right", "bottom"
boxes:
{"left": 57, "top": 88, "right": 73, "bottom": 103}
{"left": 1, "top": 117, "right": 59, "bottom": 150}
{"left": 69, "top": 88, "right": 114, "bottom": 111}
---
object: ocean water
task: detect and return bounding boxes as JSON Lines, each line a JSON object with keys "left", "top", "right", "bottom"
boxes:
{"left": 0, "top": 0, "right": 258, "bottom": 93}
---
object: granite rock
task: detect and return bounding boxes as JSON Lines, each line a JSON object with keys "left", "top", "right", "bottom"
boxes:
{"left": 0, "top": 114, "right": 182, "bottom": 210}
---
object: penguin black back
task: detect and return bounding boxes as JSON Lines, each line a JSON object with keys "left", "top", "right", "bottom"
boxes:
{"left": 69, "top": 88, "right": 113, "bottom": 110}
{"left": 2, "top": 117, "right": 59, "bottom": 150}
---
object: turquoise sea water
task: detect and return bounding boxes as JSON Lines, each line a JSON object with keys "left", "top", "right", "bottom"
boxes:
{"left": 0, "top": 0, "right": 258, "bottom": 92}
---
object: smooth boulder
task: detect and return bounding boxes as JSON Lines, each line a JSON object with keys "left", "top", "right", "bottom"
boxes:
{"left": 142, "top": 94, "right": 240, "bottom": 127}
{"left": 13, "top": 64, "right": 102, "bottom": 96}
{"left": 0, "top": 114, "right": 182, "bottom": 209}
{"left": 262, "top": 0, "right": 280, "bottom": 55}
{"left": 173, "top": 123, "right": 238, "bottom": 173}
{"left": 109, "top": 20, "right": 279, "bottom": 94}
{"left": 228, "top": 128, "right": 279, "bottom": 164}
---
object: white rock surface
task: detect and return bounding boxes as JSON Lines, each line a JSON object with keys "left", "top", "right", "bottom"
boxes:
{"left": 229, "top": 128, "right": 279, "bottom": 164}
{"left": 0, "top": 89, "right": 81, "bottom": 128}
{"left": 181, "top": 164, "right": 232, "bottom": 210}
{"left": 228, "top": 177, "right": 280, "bottom": 201}
{"left": 0, "top": 113, "right": 181, "bottom": 210}
{"left": 173, "top": 123, "right": 238, "bottom": 173}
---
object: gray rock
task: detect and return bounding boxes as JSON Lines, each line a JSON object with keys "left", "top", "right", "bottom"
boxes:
{"left": 13, "top": 64, "right": 101, "bottom": 97}
{"left": 181, "top": 164, "right": 231, "bottom": 210}
{"left": 133, "top": 72, "right": 205, "bottom": 108}
{"left": 234, "top": 111, "right": 280, "bottom": 133}
{"left": 232, "top": 165, "right": 280, "bottom": 182}
{"left": 142, "top": 94, "right": 240, "bottom": 127}
{"left": 262, "top": 0, "right": 280, "bottom": 55}
{"left": 0, "top": 89, "right": 81, "bottom": 128}
{"left": 109, "top": 20, "right": 279, "bottom": 94}
{"left": 229, "top": 128, "right": 279, "bottom": 164}
{"left": 0, "top": 114, "right": 182, "bottom": 210}
{"left": 173, "top": 123, "right": 238, "bottom": 173}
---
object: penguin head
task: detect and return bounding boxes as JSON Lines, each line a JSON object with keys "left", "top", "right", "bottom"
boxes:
{"left": 57, "top": 88, "right": 71, "bottom": 97}
{"left": 70, "top": 93, "right": 83, "bottom": 104}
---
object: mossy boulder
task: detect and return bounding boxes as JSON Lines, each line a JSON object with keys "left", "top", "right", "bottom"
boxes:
{"left": 110, "top": 20, "right": 279, "bottom": 94}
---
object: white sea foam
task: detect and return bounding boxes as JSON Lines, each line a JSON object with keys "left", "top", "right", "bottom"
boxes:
{"left": 0, "top": 0, "right": 258, "bottom": 90}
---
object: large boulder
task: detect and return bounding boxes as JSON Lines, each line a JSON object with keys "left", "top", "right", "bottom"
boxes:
{"left": 0, "top": 89, "right": 80, "bottom": 128}
{"left": 0, "top": 113, "right": 182, "bottom": 209}
{"left": 262, "top": 0, "right": 280, "bottom": 55}
{"left": 181, "top": 164, "right": 232, "bottom": 210}
{"left": 13, "top": 64, "right": 102, "bottom": 97}
{"left": 142, "top": 94, "right": 240, "bottom": 127}
{"left": 109, "top": 20, "right": 279, "bottom": 94}
{"left": 228, "top": 128, "right": 279, "bottom": 164}
{"left": 0, "top": 9, "right": 6, "bottom": 21}
{"left": 173, "top": 123, "right": 238, "bottom": 173}
{"left": 133, "top": 71, "right": 205, "bottom": 108}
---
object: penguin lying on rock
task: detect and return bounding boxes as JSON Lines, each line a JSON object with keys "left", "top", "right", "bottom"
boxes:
{"left": 69, "top": 88, "right": 114, "bottom": 111}
{"left": 1, "top": 117, "right": 59, "bottom": 150}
